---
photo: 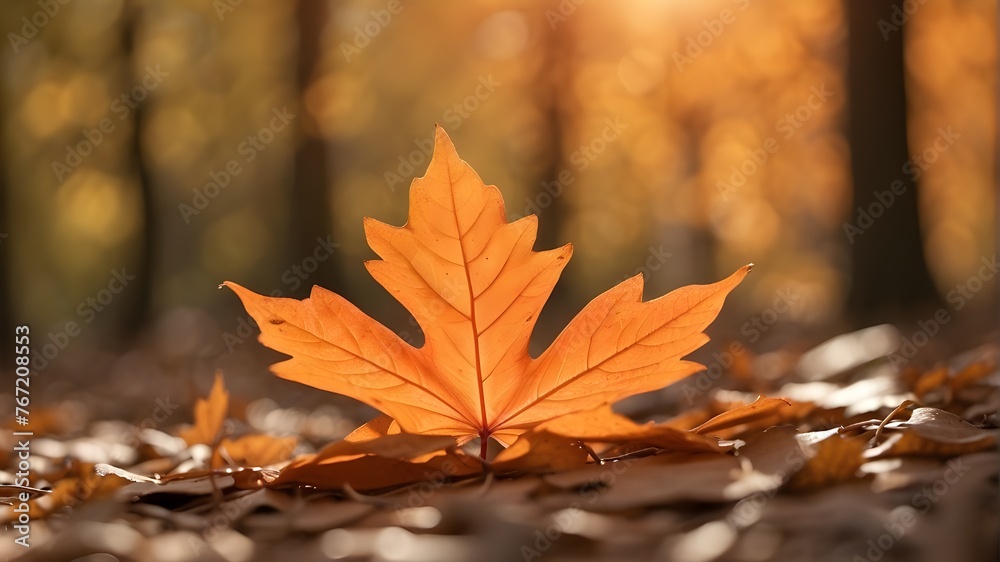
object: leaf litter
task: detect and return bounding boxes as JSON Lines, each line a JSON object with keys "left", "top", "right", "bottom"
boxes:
{"left": 1, "top": 129, "right": 997, "bottom": 562}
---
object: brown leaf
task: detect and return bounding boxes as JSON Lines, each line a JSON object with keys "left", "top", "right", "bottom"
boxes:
{"left": 950, "top": 359, "right": 996, "bottom": 393}
{"left": 273, "top": 448, "right": 481, "bottom": 492}
{"left": 491, "top": 431, "right": 589, "bottom": 473}
{"left": 213, "top": 434, "right": 298, "bottom": 468}
{"left": 272, "top": 431, "right": 481, "bottom": 491}
{"left": 786, "top": 430, "right": 868, "bottom": 491}
{"left": 692, "top": 396, "right": 791, "bottom": 436}
{"left": 543, "top": 426, "right": 804, "bottom": 511}
{"left": 1, "top": 463, "right": 126, "bottom": 522}
{"left": 540, "top": 406, "right": 727, "bottom": 454}
{"left": 241, "top": 495, "right": 375, "bottom": 534}
{"left": 179, "top": 371, "right": 229, "bottom": 446}
{"left": 313, "top": 432, "right": 459, "bottom": 463}
{"left": 913, "top": 366, "right": 949, "bottom": 400}
{"left": 865, "top": 407, "right": 997, "bottom": 458}
{"left": 100, "top": 465, "right": 271, "bottom": 500}
{"left": 490, "top": 405, "right": 735, "bottom": 474}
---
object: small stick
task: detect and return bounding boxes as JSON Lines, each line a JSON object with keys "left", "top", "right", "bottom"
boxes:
{"left": 342, "top": 483, "right": 397, "bottom": 507}
{"left": 578, "top": 442, "right": 604, "bottom": 465}
{"left": 873, "top": 400, "right": 919, "bottom": 445}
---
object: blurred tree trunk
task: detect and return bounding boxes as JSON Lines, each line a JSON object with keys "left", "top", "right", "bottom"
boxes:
{"left": 535, "top": 2, "right": 570, "bottom": 251}
{"left": 122, "top": 0, "right": 155, "bottom": 336}
{"left": 292, "top": 0, "right": 338, "bottom": 290}
{"left": 529, "top": 1, "right": 576, "bottom": 353}
{"left": 0, "top": 128, "right": 10, "bottom": 364}
{"left": 845, "top": 0, "right": 942, "bottom": 323}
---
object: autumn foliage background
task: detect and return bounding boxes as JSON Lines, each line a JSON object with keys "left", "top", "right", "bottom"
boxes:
{"left": 0, "top": 0, "right": 995, "bottom": 465}
{"left": 0, "top": 0, "right": 995, "bottom": 374}
{"left": 0, "top": 0, "right": 995, "bottom": 452}
{"left": 0, "top": 1, "right": 996, "bottom": 559}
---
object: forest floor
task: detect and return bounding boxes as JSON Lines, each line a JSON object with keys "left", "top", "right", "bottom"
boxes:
{"left": 1, "top": 318, "right": 998, "bottom": 562}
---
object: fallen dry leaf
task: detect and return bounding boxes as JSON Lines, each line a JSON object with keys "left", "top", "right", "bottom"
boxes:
{"left": 241, "top": 493, "right": 375, "bottom": 534}
{"left": 692, "top": 396, "right": 791, "bottom": 437}
{"left": 224, "top": 126, "right": 750, "bottom": 455}
{"left": 175, "top": 372, "right": 298, "bottom": 469}
{"left": 542, "top": 426, "right": 804, "bottom": 511}
{"left": 213, "top": 434, "right": 298, "bottom": 469}
{"left": 0, "top": 484, "right": 49, "bottom": 504}
{"left": 864, "top": 407, "right": 997, "bottom": 458}
{"left": 491, "top": 430, "right": 590, "bottom": 473}
{"left": 513, "top": 405, "right": 728, "bottom": 458}
{"left": 913, "top": 366, "right": 949, "bottom": 400}
{"left": 273, "top": 448, "right": 481, "bottom": 492}
{"left": 179, "top": 372, "right": 228, "bottom": 447}
{"left": 311, "top": 432, "right": 459, "bottom": 463}
{"left": 97, "top": 464, "right": 273, "bottom": 500}
{"left": 950, "top": 359, "right": 996, "bottom": 393}
{"left": 1, "top": 462, "right": 126, "bottom": 523}
{"left": 785, "top": 429, "right": 868, "bottom": 491}
{"left": 271, "top": 431, "right": 482, "bottom": 491}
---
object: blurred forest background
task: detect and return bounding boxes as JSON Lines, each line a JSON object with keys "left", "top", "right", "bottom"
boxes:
{"left": 0, "top": 0, "right": 995, "bottom": 407}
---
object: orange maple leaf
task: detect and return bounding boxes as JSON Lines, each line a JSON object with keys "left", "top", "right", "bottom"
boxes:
{"left": 224, "top": 126, "right": 750, "bottom": 457}
{"left": 180, "top": 372, "right": 298, "bottom": 468}
{"left": 180, "top": 371, "right": 228, "bottom": 447}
